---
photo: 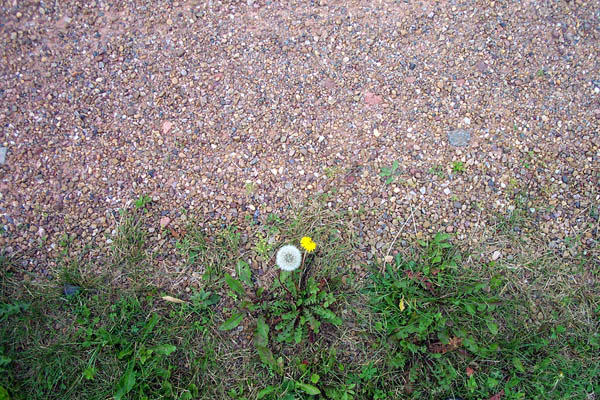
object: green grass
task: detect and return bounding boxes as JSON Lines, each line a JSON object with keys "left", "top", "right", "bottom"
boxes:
{"left": 1, "top": 203, "right": 598, "bottom": 399}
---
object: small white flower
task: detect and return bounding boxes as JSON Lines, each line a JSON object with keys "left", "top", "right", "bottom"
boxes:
{"left": 276, "top": 245, "right": 302, "bottom": 271}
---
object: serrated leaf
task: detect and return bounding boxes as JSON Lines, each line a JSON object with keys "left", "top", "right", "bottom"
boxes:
{"left": 236, "top": 260, "right": 252, "bottom": 286}
{"left": 114, "top": 359, "right": 136, "bottom": 400}
{"left": 296, "top": 383, "right": 321, "bottom": 395}
{"left": 151, "top": 344, "right": 177, "bottom": 356}
{"left": 313, "top": 307, "right": 342, "bottom": 326}
{"left": 225, "top": 274, "right": 246, "bottom": 297}
{"left": 294, "top": 324, "right": 303, "bottom": 344}
{"left": 219, "top": 312, "right": 244, "bottom": 331}
{"left": 276, "top": 320, "right": 294, "bottom": 343}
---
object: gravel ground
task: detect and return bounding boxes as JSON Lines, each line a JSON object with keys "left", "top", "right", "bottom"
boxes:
{"left": 1, "top": 0, "right": 599, "bottom": 281}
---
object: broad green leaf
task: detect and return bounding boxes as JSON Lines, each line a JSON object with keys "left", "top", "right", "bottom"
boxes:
{"left": 486, "top": 321, "right": 499, "bottom": 335}
{"left": 151, "top": 344, "right": 177, "bottom": 356}
{"left": 464, "top": 303, "right": 476, "bottom": 316}
{"left": 512, "top": 357, "right": 525, "bottom": 373}
{"left": 0, "top": 386, "right": 10, "bottom": 400}
{"left": 296, "top": 382, "right": 321, "bottom": 395}
{"left": 117, "top": 347, "right": 133, "bottom": 360}
{"left": 434, "top": 232, "right": 451, "bottom": 242}
{"left": 83, "top": 367, "right": 96, "bottom": 380}
{"left": 225, "top": 274, "right": 246, "bottom": 297}
{"left": 180, "top": 393, "right": 192, "bottom": 400}
{"left": 256, "top": 346, "right": 281, "bottom": 374}
{"left": 141, "top": 312, "right": 159, "bottom": 339}
{"left": 205, "top": 293, "right": 221, "bottom": 306}
{"left": 219, "top": 312, "right": 244, "bottom": 331}
{"left": 236, "top": 260, "right": 252, "bottom": 286}
{"left": 255, "top": 316, "right": 269, "bottom": 347}
{"left": 114, "top": 359, "right": 136, "bottom": 400}
{"left": 257, "top": 386, "right": 276, "bottom": 399}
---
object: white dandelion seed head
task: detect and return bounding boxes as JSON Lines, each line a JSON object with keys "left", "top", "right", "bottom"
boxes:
{"left": 276, "top": 245, "right": 302, "bottom": 271}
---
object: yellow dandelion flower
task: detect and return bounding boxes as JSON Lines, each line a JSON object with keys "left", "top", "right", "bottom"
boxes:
{"left": 300, "top": 236, "right": 317, "bottom": 253}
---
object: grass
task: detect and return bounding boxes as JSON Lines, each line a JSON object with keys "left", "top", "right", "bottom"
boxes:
{"left": 1, "top": 202, "right": 598, "bottom": 399}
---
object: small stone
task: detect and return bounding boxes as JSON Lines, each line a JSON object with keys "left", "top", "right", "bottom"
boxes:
{"left": 0, "top": 147, "right": 6, "bottom": 165}
{"left": 63, "top": 283, "right": 81, "bottom": 297}
{"left": 453, "top": 201, "right": 462, "bottom": 209}
{"left": 373, "top": 128, "right": 380, "bottom": 137}
{"left": 162, "top": 121, "right": 173, "bottom": 134}
{"left": 364, "top": 92, "right": 383, "bottom": 105}
{"left": 176, "top": 48, "right": 185, "bottom": 57}
{"left": 160, "top": 216, "right": 171, "bottom": 228}
{"left": 445, "top": 225, "right": 454, "bottom": 233}
{"left": 419, "top": 186, "right": 426, "bottom": 195}
{"left": 384, "top": 255, "right": 394, "bottom": 264}
{"left": 409, "top": 62, "right": 416, "bottom": 70}
{"left": 447, "top": 129, "right": 471, "bottom": 147}
{"left": 492, "top": 250, "right": 501, "bottom": 261}
{"left": 561, "top": 175, "right": 569, "bottom": 184}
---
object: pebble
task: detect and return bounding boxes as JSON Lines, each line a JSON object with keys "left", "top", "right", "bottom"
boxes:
{"left": 447, "top": 129, "right": 471, "bottom": 147}
{"left": 160, "top": 216, "right": 171, "bottom": 228}
{"left": 0, "top": 147, "right": 6, "bottom": 165}
{"left": 492, "top": 250, "right": 501, "bottom": 261}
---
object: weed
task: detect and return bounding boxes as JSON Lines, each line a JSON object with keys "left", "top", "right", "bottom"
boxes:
{"left": 429, "top": 164, "right": 445, "bottom": 179}
{"left": 245, "top": 181, "right": 256, "bottom": 195}
{"left": 451, "top": 161, "right": 465, "bottom": 173}
{"left": 219, "top": 256, "right": 342, "bottom": 347}
{"left": 134, "top": 194, "right": 152, "bottom": 210}
{"left": 323, "top": 166, "right": 344, "bottom": 179}
{"left": 379, "top": 161, "right": 399, "bottom": 184}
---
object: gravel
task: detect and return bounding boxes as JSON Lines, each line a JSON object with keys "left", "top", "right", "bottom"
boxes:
{"left": 0, "top": 1, "right": 598, "bottom": 284}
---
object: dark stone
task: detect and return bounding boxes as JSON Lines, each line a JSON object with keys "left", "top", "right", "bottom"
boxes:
{"left": 63, "top": 283, "right": 81, "bottom": 297}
